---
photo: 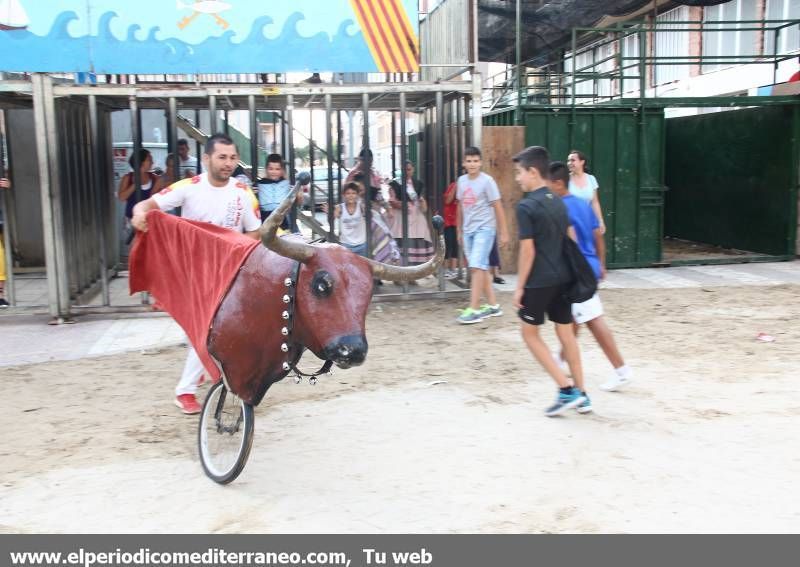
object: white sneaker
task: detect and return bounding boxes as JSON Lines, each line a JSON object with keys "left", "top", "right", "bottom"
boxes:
{"left": 600, "top": 372, "right": 632, "bottom": 392}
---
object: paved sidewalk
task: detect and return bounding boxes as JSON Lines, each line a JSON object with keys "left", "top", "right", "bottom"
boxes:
{"left": 494, "top": 259, "right": 800, "bottom": 291}
{"left": 0, "top": 313, "right": 185, "bottom": 367}
{"left": 1, "top": 260, "right": 798, "bottom": 367}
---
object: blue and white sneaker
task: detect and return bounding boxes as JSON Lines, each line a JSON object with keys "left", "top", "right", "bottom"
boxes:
{"left": 479, "top": 303, "right": 503, "bottom": 318}
{"left": 457, "top": 307, "right": 485, "bottom": 324}
{"left": 545, "top": 387, "right": 586, "bottom": 417}
{"left": 576, "top": 391, "right": 593, "bottom": 414}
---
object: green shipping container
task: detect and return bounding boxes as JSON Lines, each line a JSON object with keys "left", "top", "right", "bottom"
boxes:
{"left": 665, "top": 104, "right": 799, "bottom": 257}
{"left": 518, "top": 106, "right": 666, "bottom": 267}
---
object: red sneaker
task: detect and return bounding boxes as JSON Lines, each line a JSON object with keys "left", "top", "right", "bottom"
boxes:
{"left": 174, "top": 394, "right": 201, "bottom": 415}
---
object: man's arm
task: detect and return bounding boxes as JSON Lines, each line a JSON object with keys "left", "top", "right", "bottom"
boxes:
{"left": 456, "top": 200, "right": 463, "bottom": 243}
{"left": 444, "top": 183, "right": 456, "bottom": 204}
{"left": 130, "top": 197, "right": 161, "bottom": 232}
{"left": 594, "top": 227, "right": 606, "bottom": 279}
{"left": 491, "top": 199, "right": 510, "bottom": 248}
{"left": 567, "top": 225, "right": 578, "bottom": 242}
{"left": 244, "top": 230, "right": 260, "bottom": 240}
{"left": 513, "top": 238, "right": 535, "bottom": 309}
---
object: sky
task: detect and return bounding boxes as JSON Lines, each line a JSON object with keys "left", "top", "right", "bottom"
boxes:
{"left": 22, "top": 0, "right": 418, "bottom": 43}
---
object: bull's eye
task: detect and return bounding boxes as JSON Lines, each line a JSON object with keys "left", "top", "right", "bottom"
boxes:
{"left": 311, "top": 270, "right": 334, "bottom": 298}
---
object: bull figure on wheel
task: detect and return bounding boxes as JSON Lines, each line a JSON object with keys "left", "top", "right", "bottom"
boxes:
{"left": 190, "top": 172, "right": 444, "bottom": 483}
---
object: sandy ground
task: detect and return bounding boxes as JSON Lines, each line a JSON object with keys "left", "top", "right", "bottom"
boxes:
{"left": 1, "top": 284, "right": 799, "bottom": 533}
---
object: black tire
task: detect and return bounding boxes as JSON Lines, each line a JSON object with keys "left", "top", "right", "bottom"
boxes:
{"left": 198, "top": 380, "right": 254, "bottom": 484}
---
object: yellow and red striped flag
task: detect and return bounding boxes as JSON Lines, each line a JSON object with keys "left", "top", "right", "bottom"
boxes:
{"left": 350, "top": 0, "right": 419, "bottom": 72}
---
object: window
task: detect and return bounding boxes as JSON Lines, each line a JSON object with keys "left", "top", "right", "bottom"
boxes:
{"left": 765, "top": 0, "right": 800, "bottom": 55}
{"left": 703, "top": 0, "right": 758, "bottom": 73}
{"left": 564, "top": 37, "right": 616, "bottom": 102}
{"left": 655, "top": 6, "right": 690, "bottom": 85}
{"left": 564, "top": 47, "right": 596, "bottom": 100}
{"left": 620, "top": 30, "right": 642, "bottom": 96}
{"left": 596, "top": 40, "right": 616, "bottom": 99}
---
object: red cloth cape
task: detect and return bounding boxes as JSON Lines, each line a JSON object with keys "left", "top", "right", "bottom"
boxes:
{"left": 129, "top": 210, "right": 260, "bottom": 379}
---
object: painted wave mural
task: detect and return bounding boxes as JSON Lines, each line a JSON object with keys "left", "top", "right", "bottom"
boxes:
{"left": 0, "top": 0, "right": 418, "bottom": 73}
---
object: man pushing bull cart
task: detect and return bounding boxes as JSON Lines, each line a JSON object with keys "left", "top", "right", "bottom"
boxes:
{"left": 129, "top": 135, "right": 444, "bottom": 483}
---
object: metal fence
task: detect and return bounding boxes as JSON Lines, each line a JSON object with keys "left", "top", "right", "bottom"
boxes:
{"left": 482, "top": 18, "right": 800, "bottom": 111}
{"left": 0, "top": 76, "right": 477, "bottom": 318}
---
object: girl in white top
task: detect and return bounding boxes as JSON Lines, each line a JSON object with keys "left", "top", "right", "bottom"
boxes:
{"left": 332, "top": 182, "right": 367, "bottom": 256}
{"left": 567, "top": 150, "right": 605, "bottom": 234}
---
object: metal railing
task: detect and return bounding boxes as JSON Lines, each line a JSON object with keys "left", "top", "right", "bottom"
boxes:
{"left": 483, "top": 18, "right": 800, "bottom": 111}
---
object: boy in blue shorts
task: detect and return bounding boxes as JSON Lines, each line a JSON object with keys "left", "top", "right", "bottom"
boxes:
{"left": 456, "top": 146, "right": 510, "bottom": 324}
{"left": 512, "top": 146, "right": 587, "bottom": 416}
{"left": 549, "top": 162, "right": 632, "bottom": 393}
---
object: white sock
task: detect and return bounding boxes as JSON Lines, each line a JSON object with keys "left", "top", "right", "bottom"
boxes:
{"left": 615, "top": 364, "right": 631, "bottom": 378}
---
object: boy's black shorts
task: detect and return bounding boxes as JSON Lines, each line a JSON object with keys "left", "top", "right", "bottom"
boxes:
{"left": 517, "top": 285, "right": 572, "bottom": 326}
{"left": 444, "top": 226, "right": 458, "bottom": 259}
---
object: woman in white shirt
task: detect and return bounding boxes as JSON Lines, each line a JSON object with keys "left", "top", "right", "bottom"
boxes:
{"left": 567, "top": 150, "right": 605, "bottom": 234}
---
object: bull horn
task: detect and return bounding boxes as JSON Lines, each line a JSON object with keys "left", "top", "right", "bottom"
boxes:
{"left": 366, "top": 215, "right": 445, "bottom": 282}
{"left": 259, "top": 172, "right": 315, "bottom": 263}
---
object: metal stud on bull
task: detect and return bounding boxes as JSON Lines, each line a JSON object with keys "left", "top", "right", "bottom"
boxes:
{"left": 281, "top": 343, "right": 289, "bottom": 353}
{"left": 282, "top": 294, "right": 291, "bottom": 304}
{"left": 284, "top": 277, "right": 293, "bottom": 287}
{"left": 281, "top": 327, "right": 289, "bottom": 336}
{"left": 282, "top": 311, "right": 289, "bottom": 320}
{"left": 309, "top": 377, "right": 317, "bottom": 386}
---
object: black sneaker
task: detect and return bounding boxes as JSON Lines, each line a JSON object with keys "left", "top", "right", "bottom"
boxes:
{"left": 493, "top": 276, "right": 506, "bottom": 284}
{"left": 0, "top": 298, "right": 9, "bottom": 309}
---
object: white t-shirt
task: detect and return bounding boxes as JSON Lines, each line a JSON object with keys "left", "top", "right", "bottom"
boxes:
{"left": 153, "top": 173, "right": 261, "bottom": 233}
{"left": 339, "top": 200, "right": 367, "bottom": 246}
{"left": 568, "top": 174, "right": 598, "bottom": 203}
{"left": 456, "top": 172, "right": 501, "bottom": 233}
{"left": 179, "top": 155, "right": 198, "bottom": 178}
{"left": 405, "top": 180, "right": 418, "bottom": 201}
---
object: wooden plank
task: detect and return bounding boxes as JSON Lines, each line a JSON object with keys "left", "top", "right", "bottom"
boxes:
{"left": 481, "top": 126, "right": 525, "bottom": 274}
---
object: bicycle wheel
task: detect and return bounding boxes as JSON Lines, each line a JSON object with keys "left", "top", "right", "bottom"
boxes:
{"left": 198, "top": 380, "right": 254, "bottom": 484}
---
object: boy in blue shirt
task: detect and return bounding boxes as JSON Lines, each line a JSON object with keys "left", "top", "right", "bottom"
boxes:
{"left": 257, "top": 153, "right": 300, "bottom": 232}
{"left": 548, "top": 161, "right": 632, "bottom": 393}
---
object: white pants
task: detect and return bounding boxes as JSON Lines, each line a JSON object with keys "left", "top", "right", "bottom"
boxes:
{"left": 175, "top": 345, "right": 205, "bottom": 396}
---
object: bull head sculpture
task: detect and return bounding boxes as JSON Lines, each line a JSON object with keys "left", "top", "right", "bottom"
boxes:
{"left": 259, "top": 172, "right": 445, "bottom": 282}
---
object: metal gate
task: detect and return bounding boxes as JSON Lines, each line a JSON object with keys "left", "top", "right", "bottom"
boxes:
{"left": 489, "top": 104, "right": 667, "bottom": 268}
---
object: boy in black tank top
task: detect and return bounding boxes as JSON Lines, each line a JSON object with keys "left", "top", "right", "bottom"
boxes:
{"left": 512, "top": 146, "right": 588, "bottom": 417}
